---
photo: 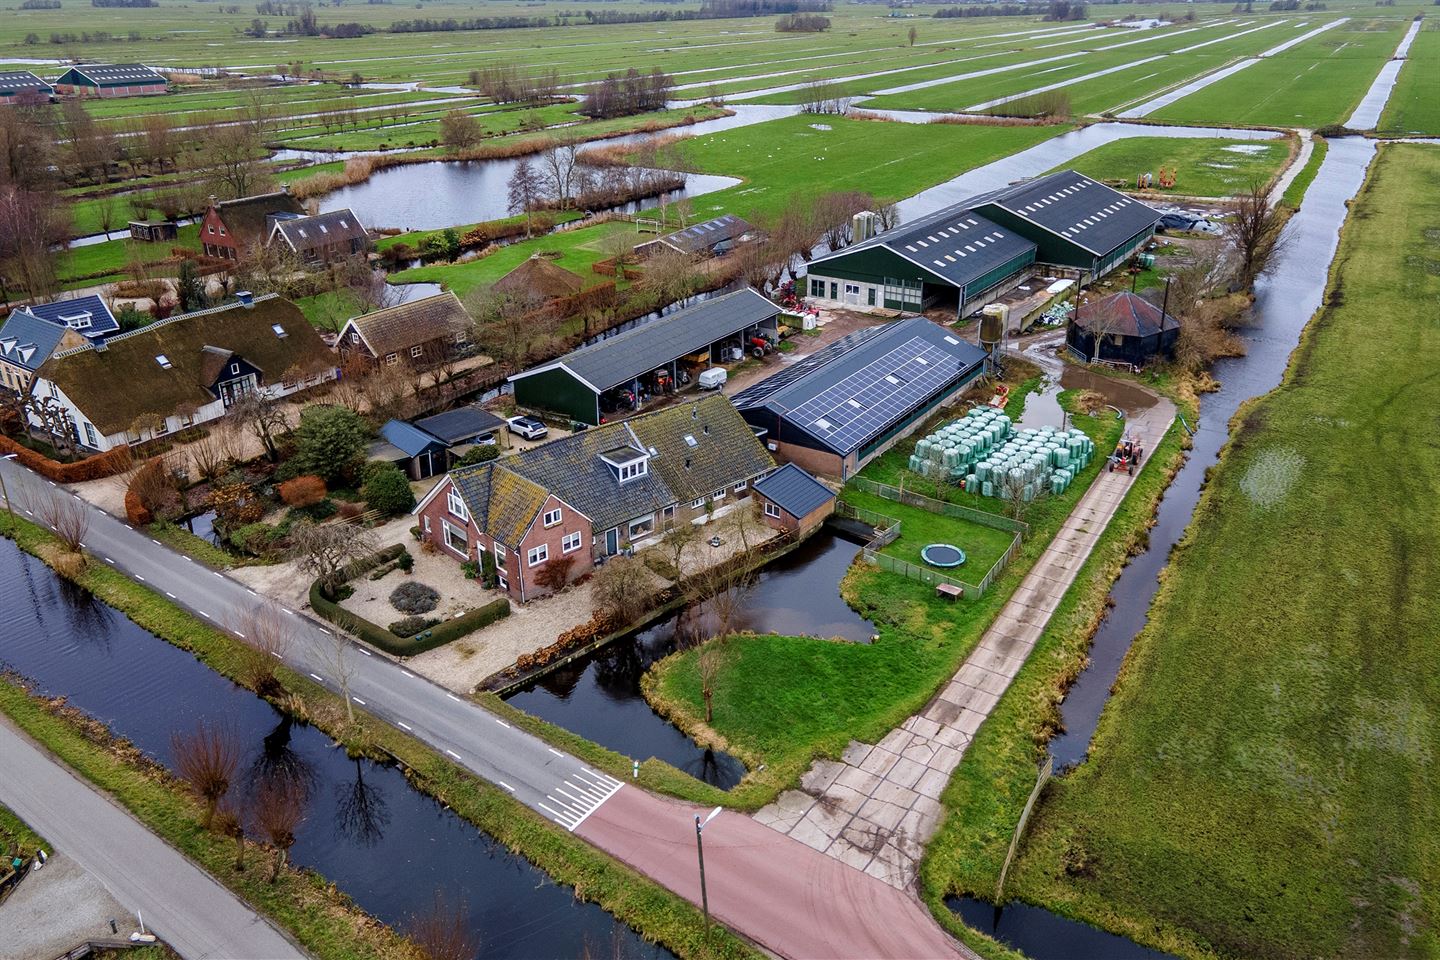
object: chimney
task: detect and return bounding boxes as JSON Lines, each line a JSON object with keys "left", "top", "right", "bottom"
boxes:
{"left": 208, "top": 194, "right": 218, "bottom": 208}
{"left": 236, "top": 291, "right": 254, "bottom": 307}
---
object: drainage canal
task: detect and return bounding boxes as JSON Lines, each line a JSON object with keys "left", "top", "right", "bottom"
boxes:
{"left": 505, "top": 528, "right": 875, "bottom": 789}
{"left": 0, "top": 539, "right": 669, "bottom": 958}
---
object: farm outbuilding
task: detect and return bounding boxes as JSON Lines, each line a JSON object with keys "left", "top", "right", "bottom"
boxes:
{"left": 0, "top": 70, "right": 53, "bottom": 104}
{"left": 634, "top": 214, "right": 755, "bottom": 259}
{"left": 1066, "top": 291, "right": 1180, "bottom": 368}
{"left": 492, "top": 254, "right": 585, "bottom": 302}
{"left": 803, "top": 205, "right": 1037, "bottom": 318}
{"left": 53, "top": 63, "right": 166, "bottom": 98}
{"left": 968, "top": 170, "right": 1161, "bottom": 282}
{"left": 732, "top": 316, "right": 988, "bottom": 480}
{"left": 128, "top": 220, "right": 179, "bottom": 243}
{"left": 508, "top": 287, "right": 782, "bottom": 426}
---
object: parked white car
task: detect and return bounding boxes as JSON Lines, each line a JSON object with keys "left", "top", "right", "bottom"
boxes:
{"left": 506, "top": 416, "right": 548, "bottom": 440}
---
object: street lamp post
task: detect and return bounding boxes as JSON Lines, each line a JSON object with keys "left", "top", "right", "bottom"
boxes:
{"left": 694, "top": 806, "right": 722, "bottom": 942}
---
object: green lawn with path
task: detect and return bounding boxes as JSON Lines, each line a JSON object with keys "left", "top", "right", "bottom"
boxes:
{"left": 392, "top": 219, "right": 630, "bottom": 299}
{"left": 1049, "top": 136, "right": 1292, "bottom": 197}
{"left": 1003, "top": 143, "right": 1440, "bottom": 960}
{"left": 646, "top": 386, "right": 1124, "bottom": 808}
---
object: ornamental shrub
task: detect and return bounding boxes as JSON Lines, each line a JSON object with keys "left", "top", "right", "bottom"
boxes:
{"left": 390, "top": 581, "right": 439, "bottom": 615}
{"left": 279, "top": 475, "right": 327, "bottom": 507}
{"left": 362, "top": 463, "right": 415, "bottom": 516}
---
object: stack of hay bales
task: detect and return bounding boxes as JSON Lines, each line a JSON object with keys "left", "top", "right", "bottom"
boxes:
{"left": 908, "top": 408, "right": 1094, "bottom": 501}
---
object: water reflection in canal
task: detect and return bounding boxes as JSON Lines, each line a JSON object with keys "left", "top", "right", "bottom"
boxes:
{"left": 506, "top": 529, "right": 874, "bottom": 788}
{"left": 0, "top": 539, "right": 668, "bottom": 959}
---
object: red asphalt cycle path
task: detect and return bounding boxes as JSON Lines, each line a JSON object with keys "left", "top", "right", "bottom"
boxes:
{"left": 577, "top": 787, "right": 969, "bottom": 959}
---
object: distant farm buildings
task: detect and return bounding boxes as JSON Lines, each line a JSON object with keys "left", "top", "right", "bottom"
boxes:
{"left": 52, "top": 63, "right": 166, "bottom": 98}
{"left": 803, "top": 171, "right": 1161, "bottom": 317}
{"left": 0, "top": 70, "right": 54, "bottom": 104}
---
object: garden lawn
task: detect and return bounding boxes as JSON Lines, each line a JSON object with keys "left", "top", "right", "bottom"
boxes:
{"left": 840, "top": 487, "right": 1015, "bottom": 577}
{"left": 55, "top": 225, "right": 202, "bottom": 286}
{"left": 1048, "top": 137, "right": 1291, "bottom": 197}
{"left": 646, "top": 387, "right": 1123, "bottom": 807}
{"left": 1005, "top": 143, "right": 1440, "bottom": 959}
{"left": 1376, "top": 24, "right": 1440, "bottom": 136}
{"left": 1152, "top": 18, "right": 1407, "bottom": 129}
{"left": 675, "top": 114, "right": 1069, "bottom": 223}
{"left": 391, "top": 219, "right": 630, "bottom": 299}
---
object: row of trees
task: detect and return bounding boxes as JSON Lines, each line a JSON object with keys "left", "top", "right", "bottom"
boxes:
{"left": 578, "top": 69, "right": 673, "bottom": 120}
{"left": 468, "top": 65, "right": 562, "bottom": 105}
{"left": 775, "top": 13, "right": 831, "bottom": 30}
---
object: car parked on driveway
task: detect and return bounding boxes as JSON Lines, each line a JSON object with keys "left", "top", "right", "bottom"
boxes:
{"left": 506, "top": 416, "right": 548, "bottom": 441}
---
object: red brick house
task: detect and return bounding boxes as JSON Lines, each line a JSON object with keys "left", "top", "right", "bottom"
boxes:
{"left": 414, "top": 394, "right": 777, "bottom": 603}
{"left": 201, "top": 191, "right": 306, "bottom": 261}
{"left": 751, "top": 462, "right": 836, "bottom": 536}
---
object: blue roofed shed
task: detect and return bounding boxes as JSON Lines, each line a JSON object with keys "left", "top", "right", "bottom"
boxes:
{"left": 752, "top": 463, "right": 835, "bottom": 534}
{"left": 374, "top": 419, "right": 448, "bottom": 480}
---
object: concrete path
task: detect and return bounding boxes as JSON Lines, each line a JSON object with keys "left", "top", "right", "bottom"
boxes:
{"left": 753, "top": 391, "right": 1176, "bottom": 889}
{"left": 0, "top": 852, "right": 142, "bottom": 960}
{"left": 0, "top": 718, "right": 307, "bottom": 960}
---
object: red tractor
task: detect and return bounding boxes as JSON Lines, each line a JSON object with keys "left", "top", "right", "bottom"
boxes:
{"left": 749, "top": 334, "right": 775, "bottom": 358}
{"left": 1109, "top": 435, "right": 1144, "bottom": 476}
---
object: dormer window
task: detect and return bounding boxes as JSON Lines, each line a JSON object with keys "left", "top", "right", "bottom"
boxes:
{"left": 600, "top": 447, "right": 648, "bottom": 484}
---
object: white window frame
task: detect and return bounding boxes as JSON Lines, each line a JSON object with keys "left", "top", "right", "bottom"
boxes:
{"left": 733, "top": 480, "right": 747, "bottom": 493}
{"left": 627, "top": 513, "right": 656, "bottom": 541}
{"left": 447, "top": 486, "right": 468, "bottom": 521}
{"left": 542, "top": 507, "right": 562, "bottom": 528}
{"left": 527, "top": 544, "right": 548, "bottom": 567}
{"left": 83, "top": 422, "right": 98, "bottom": 447}
{"left": 711, "top": 489, "right": 726, "bottom": 502}
{"left": 618, "top": 459, "right": 648, "bottom": 482}
{"left": 690, "top": 497, "right": 705, "bottom": 509}
{"left": 493, "top": 541, "right": 506, "bottom": 563}
{"left": 561, "top": 531, "right": 582, "bottom": 554}
{"left": 410, "top": 345, "right": 423, "bottom": 359}
{"left": 384, "top": 352, "right": 399, "bottom": 365}
{"left": 442, "top": 519, "right": 467, "bottom": 557}
{"left": 764, "top": 501, "right": 782, "bottom": 519}
{"left": 497, "top": 571, "right": 508, "bottom": 591}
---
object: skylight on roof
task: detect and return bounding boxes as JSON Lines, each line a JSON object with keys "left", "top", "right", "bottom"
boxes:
{"left": 272, "top": 323, "right": 288, "bottom": 338}
{"left": 944, "top": 335, "right": 960, "bottom": 345}
{"left": 155, "top": 354, "right": 172, "bottom": 369}
{"left": 814, "top": 418, "right": 832, "bottom": 430}
{"left": 915, "top": 356, "right": 929, "bottom": 365}
{"left": 684, "top": 434, "right": 698, "bottom": 447}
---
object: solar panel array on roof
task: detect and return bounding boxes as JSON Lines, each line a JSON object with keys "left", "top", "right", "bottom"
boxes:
{"left": 732, "top": 317, "right": 988, "bottom": 456}
{"left": 652, "top": 214, "right": 753, "bottom": 255}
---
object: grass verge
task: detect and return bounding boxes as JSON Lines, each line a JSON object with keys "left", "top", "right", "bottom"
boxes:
{"left": 999, "top": 142, "right": 1439, "bottom": 960}
{"left": 3, "top": 518, "right": 760, "bottom": 960}
{"left": 1279, "top": 137, "right": 1329, "bottom": 210}
{"left": 0, "top": 672, "right": 416, "bottom": 959}
{"left": 644, "top": 384, "right": 1124, "bottom": 812}
{"left": 0, "top": 799, "right": 46, "bottom": 855}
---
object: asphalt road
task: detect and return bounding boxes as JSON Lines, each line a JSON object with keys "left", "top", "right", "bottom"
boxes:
{"left": 0, "top": 717, "right": 307, "bottom": 960}
{"left": 1, "top": 458, "right": 966, "bottom": 959}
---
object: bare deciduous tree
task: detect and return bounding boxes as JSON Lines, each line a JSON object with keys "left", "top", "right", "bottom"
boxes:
{"left": 1226, "top": 180, "right": 1289, "bottom": 290}
{"left": 406, "top": 890, "right": 481, "bottom": 960}
{"left": 662, "top": 522, "right": 699, "bottom": 576}
{"left": 252, "top": 773, "right": 306, "bottom": 884}
{"left": 464, "top": 286, "right": 549, "bottom": 373}
{"left": 539, "top": 141, "right": 581, "bottom": 209}
{"left": 229, "top": 602, "right": 293, "bottom": 696}
{"left": 591, "top": 555, "right": 654, "bottom": 626}
{"left": 288, "top": 520, "right": 379, "bottom": 590}
{"left": 638, "top": 245, "right": 700, "bottom": 308}
{"left": 507, "top": 157, "right": 544, "bottom": 237}
{"left": 172, "top": 720, "right": 243, "bottom": 829}
{"left": 227, "top": 391, "right": 289, "bottom": 463}
{"left": 36, "top": 492, "right": 90, "bottom": 554}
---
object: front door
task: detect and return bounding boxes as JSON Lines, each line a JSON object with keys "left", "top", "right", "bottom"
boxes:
{"left": 605, "top": 527, "right": 619, "bottom": 556}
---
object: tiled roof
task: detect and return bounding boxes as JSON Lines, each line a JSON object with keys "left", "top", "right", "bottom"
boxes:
{"left": 270, "top": 208, "right": 368, "bottom": 253}
{"left": 38, "top": 295, "right": 333, "bottom": 435}
{"left": 970, "top": 170, "right": 1161, "bottom": 258}
{"left": 753, "top": 463, "right": 834, "bottom": 518}
{"left": 512, "top": 287, "right": 780, "bottom": 394}
{"left": 1074, "top": 291, "right": 1178, "bottom": 338}
{"left": 446, "top": 394, "right": 773, "bottom": 537}
{"left": 0, "top": 311, "right": 70, "bottom": 373}
{"left": 25, "top": 294, "right": 119, "bottom": 337}
{"left": 341, "top": 292, "right": 470, "bottom": 358}
{"left": 213, "top": 191, "right": 306, "bottom": 247}
{"left": 810, "top": 206, "right": 1035, "bottom": 291}
{"left": 450, "top": 461, "right": 553, "bottom": 548}
{"left": 629, "top": 394, "right": 774, "bottom": 505}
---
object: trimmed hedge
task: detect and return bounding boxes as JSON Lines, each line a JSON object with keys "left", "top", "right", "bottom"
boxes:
{"left": 0, "top": 435, "right": 132, "bottom": 482}
{"left": 309, "top": 545, "right": 510, "bottom": 656}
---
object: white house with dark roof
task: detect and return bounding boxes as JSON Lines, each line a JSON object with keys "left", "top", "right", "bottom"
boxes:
{"left": 266, "top": 208, "right": 369, "bottom": 265}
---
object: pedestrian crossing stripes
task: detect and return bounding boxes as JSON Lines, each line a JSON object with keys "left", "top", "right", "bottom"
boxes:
{"left": 538, "top": 768, "right": 624, "bottom": 832}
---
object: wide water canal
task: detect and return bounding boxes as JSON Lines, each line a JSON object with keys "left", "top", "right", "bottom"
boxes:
{"left": 0, "top": 539, "right": 669, "bottom": 959}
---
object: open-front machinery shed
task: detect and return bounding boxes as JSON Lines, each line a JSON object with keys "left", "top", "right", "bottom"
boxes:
{"left": 508, "top": 287, "right": 782, "bottom": 426}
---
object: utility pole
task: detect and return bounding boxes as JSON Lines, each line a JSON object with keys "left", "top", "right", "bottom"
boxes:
{"left": 694, "top": 806, "right": 722, "bottom": 943}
